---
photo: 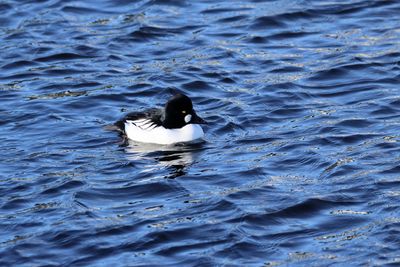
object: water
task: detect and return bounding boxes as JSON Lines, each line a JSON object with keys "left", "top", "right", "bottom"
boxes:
{"left": 1, "top": 0, "right": 400, "bottom": 265}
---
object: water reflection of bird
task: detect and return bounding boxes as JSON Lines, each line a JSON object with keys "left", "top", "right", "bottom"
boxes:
{"left": 124, "top": 140, "right": 205, "bottom": 179}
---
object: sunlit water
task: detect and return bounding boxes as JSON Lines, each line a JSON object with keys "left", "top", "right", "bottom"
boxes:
{"left": 1, "top": 0, "right": 400, "bottom": 266}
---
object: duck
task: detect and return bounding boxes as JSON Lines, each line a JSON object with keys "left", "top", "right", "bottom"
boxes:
{"left": 115, "top": 93, "right": 206, "bottom": 145}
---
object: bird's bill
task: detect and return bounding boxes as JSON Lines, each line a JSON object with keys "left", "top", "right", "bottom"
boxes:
{"left": 191, "top": 113, "right": 207, "bottom": 124}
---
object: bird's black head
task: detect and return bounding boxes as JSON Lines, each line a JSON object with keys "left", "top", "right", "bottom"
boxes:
{"left": 163, "top": 93, "right": 206, "bottom": 129}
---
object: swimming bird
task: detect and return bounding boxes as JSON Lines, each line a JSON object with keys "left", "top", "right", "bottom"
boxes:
{"left": 115, "top": 93, "right": 206, "bottom": 145}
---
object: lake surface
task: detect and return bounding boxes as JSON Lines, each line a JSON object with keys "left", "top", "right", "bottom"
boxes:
{"left": 1, "top": 0, "right": 400, "bottom": 266}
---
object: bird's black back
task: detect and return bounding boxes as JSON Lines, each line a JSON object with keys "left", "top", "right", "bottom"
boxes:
{"left": 114, "top": 108, "right": 163, "bottom": 131}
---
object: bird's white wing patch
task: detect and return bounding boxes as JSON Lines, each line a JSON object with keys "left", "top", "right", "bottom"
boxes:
{"left": 126, "top": 119, "right": 157, "bottom": 130}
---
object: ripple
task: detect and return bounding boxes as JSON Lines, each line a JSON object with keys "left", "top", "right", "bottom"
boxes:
{"left": 35, "top": 53, "right": 89, "bottom": 62}
{"left": 250, "top": 15, "right": 287, "bottom": 29}
{"left": 1, "top": 60, "right": 38, "bottom": 70}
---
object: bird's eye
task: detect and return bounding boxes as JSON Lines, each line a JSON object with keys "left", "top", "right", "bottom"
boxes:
{"left": 182, "top": 110, "right": 186, "bottom": 114}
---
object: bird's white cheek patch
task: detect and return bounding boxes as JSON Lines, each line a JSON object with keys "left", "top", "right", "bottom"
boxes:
{"left": 184, "top": 114, "right": 192, "bottom": 123}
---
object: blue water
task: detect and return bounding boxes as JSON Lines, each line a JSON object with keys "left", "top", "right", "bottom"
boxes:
{"left": 1, "top": 0, "right": 400, "bottom": 266}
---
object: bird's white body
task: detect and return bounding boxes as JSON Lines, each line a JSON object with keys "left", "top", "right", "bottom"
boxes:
{"left": 124, "top": 119, "right": 204, "bottom": 145}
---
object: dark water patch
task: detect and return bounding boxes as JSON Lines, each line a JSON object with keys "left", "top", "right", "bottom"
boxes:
{"left": 270, "top": 66, "right": 304, "bottom": 73}
{"left": 0, "top": 3, "right": 12, "bottom": 12}
{"left": 1, "top": 60, "right": 39, "bottom": 70}
{"left": 370, "top": 106, "right": 397, "bottom": 119}
{"left": 127, "top": 25, "right": 203, "bottom": 42}
{"left": 30, "top": 46, "right": 53, "bottom": 55}
{"left": 0, "top": 72, "right": 40, "bottom": 81}
{"left": 201, "top": 6, "right": 253, "bottom": 14}
{"left": 250, "top": 16, "right": 286, "bottom": 30}
{"left": 129, "top": 26, "right": 169, "bottom": 41}
{"left": 40, "top": 180, "right": 85, "bottom": 195}
{"left": 199, "top": 71, "right": 223, "bottom": 79}
{"left": 3, "top": 31, "right": 33, "bottom": 41}
{"left": 231, "top": 198, "right": 348, "bottom": 225}
{"left": 306, "top": 84, "right": 379, "bottom": 101}
{"left": 329, "top": 134, "right": 382, "bottom": 145}
{"left": 219, "top": 77, "right": 236, "bottom": 84}
{"left": 206, "top": 31, "right": 243, "bottom": 38}
{"left": 268, "top": 30, "right": 317, "bottom": 40}
{"left": 216, "top": 15, "right": 249, "bottom": 24}
{"left": 72, "top": 82, "right": 103, "bottom": 89}
{"left": 181, "top": 80, "right": 212, "bottom": 91}
{"left": 270, "top": 106, "right": 305, "bottom": 117}
{"left": 1, "top": 198, "right": 30, "bottom": 210}
{"left": 35, "top": 53, "right": 89, "bottom": 63}
{"left": 245, "top": 35, "right": 268, "bottom": 44}
{"left": 308, "top": 67, "right": 348, "bottom": 82}
{"left": 75, "top": 182, "right": 180, "bottom": 202}
{"left": 380, "top": 165, "right": 400, "bottom": 175}
{"left": 389, "top": 99, "right": 400, "bottom": 108}
{"left": 319, "top": 0, "right": 400, "bottom": 16}
{"left": 74, "top": 45, "right": 101, "bottom": 56}
{"left": 146, "top": 0, "right": 188, "bottom": 7}
{"left": 335, "top": 119, "right": 374, "bottom": 129}
{"left": 249, "top": 10, "right": 322, "bottom": 31}
{"left": 61, "top": 5, "right": 113, "bottom": 15}
{"left": 43, "top": 68, "right": 93, "bottom": 76}
{"left": 374, "top": 51, "right": 400, "bottom": 60}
